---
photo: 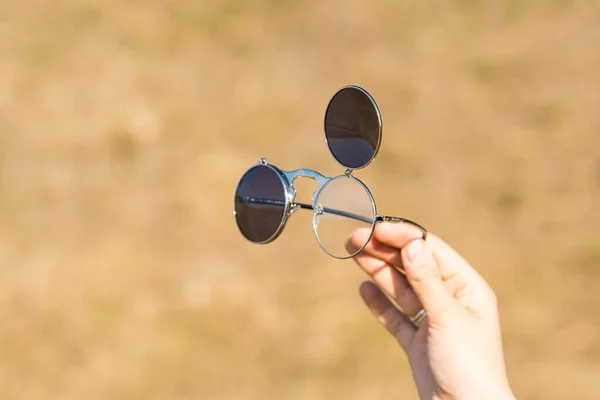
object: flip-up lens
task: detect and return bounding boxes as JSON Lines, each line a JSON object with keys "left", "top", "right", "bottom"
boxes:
{"left": 324, "top": 86, "right": 382, "bottom": 169}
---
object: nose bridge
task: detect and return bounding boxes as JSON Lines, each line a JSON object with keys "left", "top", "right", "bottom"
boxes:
{"left": 284, "top": 169, "right": 329, "bottom": 187}
{"left": 283, "top": 168, "right": 331, "bottom": 204}
{"left": 289, "top": 169, "right": 323, "bottom": 181}
{"left": 289, "top": 174, "right": 318, "bottom": 205}
{"left": 289, "top": 173, "right": 317, "bottom": 187}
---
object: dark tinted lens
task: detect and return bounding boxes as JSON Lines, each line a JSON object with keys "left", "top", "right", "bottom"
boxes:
{"left": 234, "top": 165, "right": 287, "bottom": 243}
{"left": 324, "top": 87, "right": 381, "bottom": 169}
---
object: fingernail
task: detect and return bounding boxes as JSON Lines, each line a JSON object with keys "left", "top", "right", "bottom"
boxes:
{"left": 405, "top": 240, "right": 424, "bottom": 265}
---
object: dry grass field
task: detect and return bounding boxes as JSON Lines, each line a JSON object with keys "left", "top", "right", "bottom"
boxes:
{"left": 0, "top": 1, "right": 599, "bottom": 399}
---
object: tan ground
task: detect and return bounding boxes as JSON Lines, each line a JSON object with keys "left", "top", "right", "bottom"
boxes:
{"left": 0, "top": 1, "right": 599, "bottom": 399}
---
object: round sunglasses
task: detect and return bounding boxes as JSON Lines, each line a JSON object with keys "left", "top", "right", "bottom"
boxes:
{"left": 233, "top": 85, "right": 427, "bottom": 259}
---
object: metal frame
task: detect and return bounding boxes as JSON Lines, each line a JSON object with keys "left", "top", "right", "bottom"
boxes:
{"left": 232, "top": 85, "right": 427, "bottom": 259}
{"left": 233, "top": 159, "right": 427, "bottom": 260}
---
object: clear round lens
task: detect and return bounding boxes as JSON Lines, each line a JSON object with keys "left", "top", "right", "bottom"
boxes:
{"left": 313, "top": 175, "right": 376, "bottom": 258}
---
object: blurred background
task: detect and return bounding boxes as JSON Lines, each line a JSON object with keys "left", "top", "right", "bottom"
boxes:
{"left": 1, "top": 1, "right": 599, "bottom": 399}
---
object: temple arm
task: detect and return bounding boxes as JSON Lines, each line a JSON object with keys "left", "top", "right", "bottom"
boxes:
{"left": 375, "top": 215, "right": 428, "bottom": 240}
{"left": 240, "top": 197, "right": 428, "bottom": 240}
{"left": 241, "top": 197, "right": 374, "bottom": 224}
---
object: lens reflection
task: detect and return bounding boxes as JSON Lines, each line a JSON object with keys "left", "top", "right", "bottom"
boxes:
{"left": 324, "top": 86, "right": 381, "bottom": 169}
{"left": 313, "top": 175, "right": 375, "bottom": 258}
{"left": 234, "top": 165, "right": 287, "bottom": 243}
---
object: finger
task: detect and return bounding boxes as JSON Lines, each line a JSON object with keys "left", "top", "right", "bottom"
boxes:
{"left": 351, "top": 227, "right": 478, "bottom": 303}
{"left": 427, "top": 233, "right": 490, "bottom": 289}
{"left": 350, "top": 224, "right": 492, "bottom": 317}
{"left": 359, "top": 281, "right": 415, "bottom": 351}
{"left": 347, "top": 236, "right": 423, "bottom": 317}
{"left": 425, "top": 233, "right": 496, "bottom": 313}
{"left": 401, "top": 239, "right": 457, "bottom": 323}
{"left": 374, "top": 223, "right": 488, "bottom": 288}
{"left": 373, "top": 222, "right": 425, "bottom": 254}
{"left": 348, "top": 228, "right": 470, "bottom": 315}
{"left": 349, "top": 227, "right": 407, "bottom": 273}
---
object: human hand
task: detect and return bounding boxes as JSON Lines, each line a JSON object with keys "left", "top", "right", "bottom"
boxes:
{"left": 346, "top": 223, "right": 516, "bottom": 400}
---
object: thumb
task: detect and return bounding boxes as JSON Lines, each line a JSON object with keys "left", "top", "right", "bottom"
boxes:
{"left": 402, "top": 239, "right": 456, "bottom": 324}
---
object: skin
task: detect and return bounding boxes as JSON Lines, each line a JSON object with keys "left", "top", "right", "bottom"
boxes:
{"left": 346, "top": 223, "right": 516, "bottom": 400}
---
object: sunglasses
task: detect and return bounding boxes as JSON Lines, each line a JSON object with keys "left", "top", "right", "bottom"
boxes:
{"left": 233, "top": 85, "right": 427, "bottom": 259}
